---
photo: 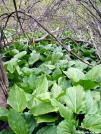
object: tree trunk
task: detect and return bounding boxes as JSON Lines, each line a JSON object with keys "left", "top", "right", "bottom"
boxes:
{"left": 0, "top": 58, "right": 9, "bottom": 130}
{"left": 0, "top": 58, "right": 8, "bottom": 107}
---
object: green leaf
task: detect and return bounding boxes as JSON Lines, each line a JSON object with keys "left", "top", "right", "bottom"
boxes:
{"left": 16, "top": 65, "right": 22, "bottom": 75}
{"left": 56, "top": 60, "right": 68, "bottom": 69}
{"left": 58, "top": 102, "right": 73, "bottom": 120}
{"left": 64, "top": 85, "right": 85, "bottom": 114}
{"left": 85, "top": 91, "right": 98, "bottom": 114}
{"left": 34, "top": 75, "right": 48, "bottom": 95}
{"left": 36, "top": 92, "right": 51, "bottom": 102}
{"left": 78, "top": 80, "right": 97, "bottom": 90}
{"left": 29, "top": 102, "right": 58, "bottom": 116}
{"left": 91, "top": 91, "right": 100, "bottom": 104}
{"left": 0, "top": 107, "right": 8, "bottom": 121}
{"left": 27, "top": 97, "right": 40, "bottom": 109}
{"left": 58, "top": 77, "right": 71, "bottom": 91}
{"left": 85, "top": 65, "right": 101, "bottom": 81}
{"left": 28, "top": 50, "right": 40, "bottom": 65}
{"left": 51, "top": 83, "right": 64, "bottom": 99}
{"left": 38, "top": 64, "right": 52, "bottom": 75}
{"left": 37, "top": 114, "right": 59, "bottom": 123}
{"left": 57, "top": 120, "right": 75, "bottom": 134}
{"left": 8, "top": 109, "right": 28, "bottom": 134}
{"left": 36, "top": 125, "right": 57, "bottom": 134}
{"left": 51, "top": 52, "right": 63, "bottom": 63}
{"left": 7, "top": 85, "right": 27, "bottom": 112}
{"left": 52, "top": 68, "right": 62, "bottom": 80}
{"left": 25, "top": 93, "right": 32, "bottom": 102}
{"left": 20, "top": 76, "right": 32, "bottom": 93}
{"left": 44, "top": 64, "right": 55, "bottom": 70}
{"left": 22, "top": 67, "right": 33, "bottom": 76}
{"left": 7, "top": 58, "right": 17, "bottom": 73}
{"left": 63, "top": 68, "right": 85, "bottom": 82}
{"left": 23, "top": 112, "right": 36, "bottom": 134}
{"left": 82, "top": 114, "right": 101, "bottom": 133}
{"left": 28, "top": 73, "right": 37, "bottom": 89}
{"left": 14, "top": 51, "right": 27, "bottom": 59}
{"left": 68, "top": 60, "right": 75, "bottom": 67}
{"left": 0, "top": 130, "right": 14, "bottom": 134}
{"left": 12, "top": 49, "right": 19, "bottom": 55}
{"left": 74, "top": 60, "right": 88, "bottom": 71}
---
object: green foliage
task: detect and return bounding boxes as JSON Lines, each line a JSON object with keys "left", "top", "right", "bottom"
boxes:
{"left": 1, "top": 30, "right": 101, "bottom": 133}
{"left": 64, "top": 85, "right": 85, "bottom": 114}
{"left": 8, "top": 109, "right": 28, "bottom": 134}
{"left": 82, "top": 114, "right": 101, "bottom": 133}
{"left": 7, "top": 85, "right": 27, "bottom": 112}
{"left": 36, "top": 125, "right": 57, "bottom": 134}
{"left": 57, "top": 120, "right": 76, "bottom": 134}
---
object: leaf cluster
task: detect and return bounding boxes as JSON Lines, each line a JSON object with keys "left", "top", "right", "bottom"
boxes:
{"left": 0, "top": 31, "right": 101, "bottom": 134}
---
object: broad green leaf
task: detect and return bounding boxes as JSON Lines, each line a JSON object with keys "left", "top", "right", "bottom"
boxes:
{"left": 78, "top": 80, "right": 97, "bottom": 90}
{"left": 29, "top": 102, "right": 58, "bottom": 116}
{"left": 36, "top": 92, "right": 50, "bottom": 102}
{"left": 0, "top": 107, "right": 8, "bottom": 121}
{"left": 63, "top": 68, "right": 85, "bottom": 82}
{"left": 39, "top": 44, "right": 52, "bottom": 52}
{"left": 55, "top": 60, "right": 68, "bottom": 69}
{"left": 37, "top": 114, "right": 59, "bottom": 123}
{"left": 68, "top": 60, "right": 75, "bottom": 67}
{"left": 7, "top": 85, "right": 27, "bottom": 112}
{"left": 58, "top": 77, "right": 71, "bottom": 91}
{"left": 48, "top": 80, "right": 56, "bottom": 88}
{"left": 23, "top": 112, "right": 36, "bottom": 134}
{"left": 28, "top": 50, "right": 40, "bottom": 65}
{"left": 22, "top": 67, "right": 33, "bottom": 75}
{"left": 34, "top": 75, "right": 48, "bottom": 95}
{"left": 8, "top": 109, "right": 28, "bottom": 134}
{"left": 32, "top": 68, "right": 43, "bottom": 75}
{"left": 7, "top": 58, "right": 17, "bottom": 73}
{"left": 15, "top": 65, "right": 22, "bottom": 75}
{"left": 85, "top": 91, "right": 98, "bottom": 114}
{"left": 28, "top": 73, "right": 37, "bottom": 89}
{"left": 91, "top": 91, "right": 100, "bottom": 105}
{"left": 58, "top": 102, "right": 73, "bottom": 120}
{"left": 52, "top": 68, "right": 63, "bottom": 80}
{"left": 20, "top": 76, "right": 32, "bottom": 93}
{"left": 85, "top": 65, "right": 101, "bottom": 81}
{"left": 36, "top": 126, "right": 57, "bottom": 134}
{"left": 82, "top": 114, "right": 101, "bottom": 133}
{"left": 27, "top": 96, "right": 41, "bottom": 109}
{"left": 0, "top": 130, "right": 14, "bottom": 134}
{"left": 51, "top": 83, "right": 64, "bottom": 99}
{"left": 12, "top": 49, "right": 19, "bottom": 55}
{"left": 14, "top": 51, "right": 27, "bottom": 59}
{"left": 51, "top": 52, "right": 63, "bottom": 63}
{"left": 38, "top": 64, "right": 52, "bottom": 75}
{"left": 64, "top": 85, "right": 85, "bottom": 114}
{"left": 44, "top": 64, "right": 55, "bottom": 70}
{"left": 25, "top": 93, "right": 32, "bottom": 102}
{"left": 74, "top": 60, "right": 88, "bottom": 71}
{"left": 57, "top": 120, "right": 75, "bottom": 134}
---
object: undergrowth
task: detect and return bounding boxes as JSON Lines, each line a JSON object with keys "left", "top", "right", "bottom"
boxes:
{"left": 0, "top": 31, "right": 101, "bottom": 134}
